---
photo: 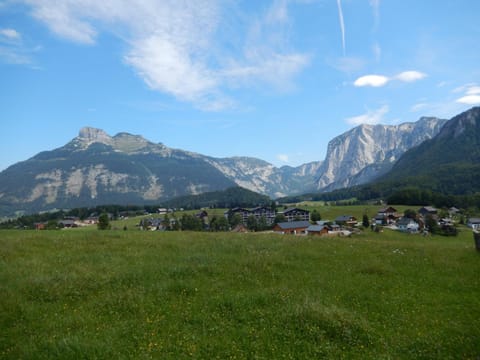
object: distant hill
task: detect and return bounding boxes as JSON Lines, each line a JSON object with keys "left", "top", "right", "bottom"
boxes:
{"left": 379, "top": 106, "right": 480, "bottom": 199}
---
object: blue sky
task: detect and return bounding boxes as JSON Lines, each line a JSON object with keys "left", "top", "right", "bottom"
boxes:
{"left": 1, "top": 0, "right": 480, "bottom": 171}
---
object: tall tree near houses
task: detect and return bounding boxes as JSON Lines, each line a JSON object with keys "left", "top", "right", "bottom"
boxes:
{"left": 362, "top": 214, "right": 370, "bottom": 228}
{"left": 311, "top": 210, "right": 321, "bottom": 222}
{"left": 97, "top": 213, "right": 110, "bottom": 230}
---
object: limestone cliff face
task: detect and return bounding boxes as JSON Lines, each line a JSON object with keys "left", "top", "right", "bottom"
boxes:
{"left": 314, "top": 117, "right": 447, "bottom": 191}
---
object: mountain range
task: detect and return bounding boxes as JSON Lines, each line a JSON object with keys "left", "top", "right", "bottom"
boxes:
{"left": 0, "top": 109, "right": 462, "bottom": 216}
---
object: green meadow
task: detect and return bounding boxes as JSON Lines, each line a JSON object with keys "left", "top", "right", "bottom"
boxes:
{"left": 1, "top": 226, "right": 479, "bottom": 359}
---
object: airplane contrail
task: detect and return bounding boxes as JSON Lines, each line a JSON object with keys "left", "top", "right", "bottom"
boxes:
{"left": 336, "top": 0, "right": 346, "bottom": 55}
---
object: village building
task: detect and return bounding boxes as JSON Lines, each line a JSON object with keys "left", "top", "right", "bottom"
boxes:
{"left": 374, "top": 214, "right": 387, "bottom": 225}
{"left": 419, "top": 206, "right": 438, "bottom": 217}
{"left": 281, "top": 207, "right": 310, "bottom": 222}
{"left": 375, "top": 206, "right": 399, "bottom": 225}
{"left": 84, "top": 215, "right": 99, "bottom": 225}
{"left": 334, "top": 215, "right": 358, "bottom": 227}
{"left": 224, "top": 207, "right": 251, "bottom": 224}
{"left": 306, "top": 224, "right": 330, "bottom": 236}
{"left": 439, "top": 217, "right": 454, "bottom": 226}
{"left": 448, "top": 207, "right": 460, "bottom": 216}
{"left": 58, "top": 219, "right": 78, "bottom": 228}
{"left": 467, "top": 218, "right": 480, "bottom": 230}
{"left": 397, "top": 217, "right": 420, "bottom": 233}
{"left": 329, "top": 223, "right": 341, "bottom": 231}
{"left": 307, "top": 224, "right": 351, "bottom": 237}
{"left": 250, "top": 206, "right": 276, "bottom": 225}
{"left": 273, "top": 221, "right": 311, "bottom": 235}
{"left": 378, "top": 206, "right": 398, "bottom": 217}
{"left": 139, "top": 218, "right": 163, "bottom": 231}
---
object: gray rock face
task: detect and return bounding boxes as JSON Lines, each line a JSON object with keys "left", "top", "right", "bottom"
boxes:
{"left": 314, "top": 117, "right": 447, "bottom": 191}
{"left": 205, "top": 157, "right": 322, "bottom": 198}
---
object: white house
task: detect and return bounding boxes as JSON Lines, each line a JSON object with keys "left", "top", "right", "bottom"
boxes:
{"left": 467, "top": 218, "right": 480, "bottom": 230}
{"left": 397, "top": 217, "right": 419, "bottom": 233}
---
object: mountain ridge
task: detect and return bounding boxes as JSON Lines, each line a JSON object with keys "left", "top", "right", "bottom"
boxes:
{"left": 0, "top": 114, "right": 449, "bottom": 215}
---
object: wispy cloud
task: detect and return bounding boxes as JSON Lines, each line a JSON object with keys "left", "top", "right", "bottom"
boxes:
{"left": 372, "top": 42, "right": 381, "bottom": 62}
{"left": 336, "top": 0, "right": 346, "bottom": 55}
{"left": 369, "top": 0, "right": 380, "bottom": 30}
{"left": 0, "top": 28, "right": 21, "bottom": 40}
{"left": 345, "top": 105, "right": 389, "bottom": 126}
{"left": 20, "top": 0, "right": 310, "bottom": 111}
{"left": 265, "top": 0, "right": 289, "bottom": 24}
{"left": 0, "top": 27, "right": 38, "bottom": 65}
{"left": 354, "top": 70, "right": 426, "bottom": 87}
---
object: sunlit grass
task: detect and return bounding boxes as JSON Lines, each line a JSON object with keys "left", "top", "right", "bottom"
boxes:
{"left": 1, "top": 229, "right": 479, "bottom": 358}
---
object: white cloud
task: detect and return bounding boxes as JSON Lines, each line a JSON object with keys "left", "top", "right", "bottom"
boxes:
{"left": 395, "top": 70, "right": 426, "bottom": 82}
{"left": 20, "top": 0, "right": 310, "bottom": 110}
{"left": 345, "top": 105, "right": 389, "bottom": 125}
{"left": 354, "top": 70, "right": 426, "bottom": 87}
{"left": 454, "top": 84, "right": 480, "bottom": 105}
{"left": 456, "top": 95, "right": 480, "bottom": 105}
{"left": 277, "top": 154, "right": 289, "bottom": 163}
{"left": 354, "top": 74, "right": 389, "bottom": 87}
{"left": 124, "top": 34, "right": 218, "bottom": 103}
{"left": 0, "top": 28, "right": 21, "bottom": 40}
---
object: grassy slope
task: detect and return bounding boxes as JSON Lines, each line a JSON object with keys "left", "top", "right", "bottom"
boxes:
{"left": 1, "top": 229, "right": 479, "bottom": 359}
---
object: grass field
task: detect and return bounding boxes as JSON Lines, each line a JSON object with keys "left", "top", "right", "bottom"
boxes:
{"left": 1, "top": 227, "right": 479, "bottom": 359}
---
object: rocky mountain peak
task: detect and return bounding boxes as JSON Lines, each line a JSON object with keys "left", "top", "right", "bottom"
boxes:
{"left": 75, "top": 127, "right": 158, "bottom": 154}
{"left": 78, "top": 127, "right": 113, "bottom": 145}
